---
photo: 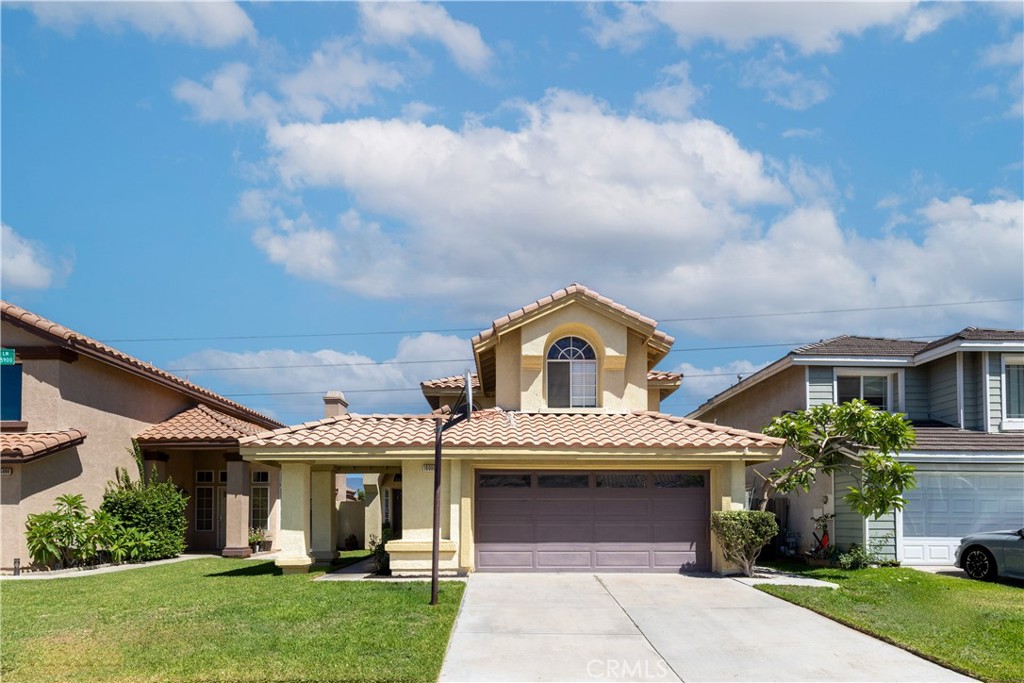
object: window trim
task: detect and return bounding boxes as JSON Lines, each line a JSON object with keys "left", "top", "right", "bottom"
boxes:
{"left": 250, "top": 484, "right": 270, "bottom": 530}
{"left": 1001, "top": 354, "right": 1024, "bottom": 431}
{"left": 195, "top": 470, "right": 214, "bottom": 484}
{"left": 252, "top": 470, "right": 270, "bottom": 484}
{"left": 832, "top": 369, "right": 899, "bottom": 412}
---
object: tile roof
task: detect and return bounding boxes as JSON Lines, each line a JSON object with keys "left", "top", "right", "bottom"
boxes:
{"left": 792, "top": 335, "right": 929, "bottom": 358}
{"left": 241, "top": 410, "right": 784, "bottom": 451}
{"left": 422, "top": 371, "right": 681, "bottom": 392}
{"left": 909, "top": 422, "right": 1024, "bottom": 453}
{"left": 1, "top": 429, "right": 88, "bottom": 464}
{"left": 135, "top": 404, "right": 268, "bottom": 445}
{"left": 1, "top": 301, "right": 283, "bottom": 429}
{"left": 917, "top": 327, "right": 1024, "bottom": 354}
{"left": 472, "top": 284, "right": 674, "bottom": 348}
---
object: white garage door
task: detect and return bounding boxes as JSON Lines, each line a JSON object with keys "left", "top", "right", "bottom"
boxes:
{"left": 902, "top": 470, "right": 1024, "bottom": 564}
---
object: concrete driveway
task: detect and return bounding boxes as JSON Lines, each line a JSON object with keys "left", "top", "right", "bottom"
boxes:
{"left": 439, "top": 573, "right": 973, "bottom": 682}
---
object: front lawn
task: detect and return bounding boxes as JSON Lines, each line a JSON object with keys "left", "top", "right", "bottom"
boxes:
{"left": 1, "top": 557, "right": 464, "bottom": 683}
{"left": 758, "top": 563, "right": 1023, "bottom": 682}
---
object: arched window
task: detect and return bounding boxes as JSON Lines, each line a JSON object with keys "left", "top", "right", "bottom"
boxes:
{"left": 546, "top": 336, "right": 597, "bottom": 408}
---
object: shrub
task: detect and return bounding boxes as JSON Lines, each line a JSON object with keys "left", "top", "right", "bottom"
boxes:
{"left": 24, "top": 494, "right": 125, "bottom": 569}
{"left": 837, "top": 543, "right": 875, "bottom": 570}
{"left": 344, "top": 533, "right": 359, "bottom": 551}
{"left": 368, "top": 528, "right": 393, "bottom": 575}
{"left": 711, "top": 510, "right": 778, "bottom": 577}
{"left": 100, "top": 444, "right": 189, "bottom": 561}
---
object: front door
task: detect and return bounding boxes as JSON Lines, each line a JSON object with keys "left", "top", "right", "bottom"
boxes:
{"left": 216, "top": 486, "right": 227, "bottom": 549}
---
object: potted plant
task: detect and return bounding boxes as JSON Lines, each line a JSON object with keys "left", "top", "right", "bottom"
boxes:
{"left": 248, "top": 527, "right": 266, "bottom": 553}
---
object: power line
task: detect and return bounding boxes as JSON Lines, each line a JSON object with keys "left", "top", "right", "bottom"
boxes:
{"left": 100, "top": 297, "right": 1021, "bottom": 344}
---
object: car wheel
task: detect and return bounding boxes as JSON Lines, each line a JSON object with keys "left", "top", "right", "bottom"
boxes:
{"left": 962, "top": 547, "right": 997, "bottom": 581}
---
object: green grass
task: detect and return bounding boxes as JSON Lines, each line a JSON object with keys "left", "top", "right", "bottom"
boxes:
{"left": 758, "top": 563, "right": 1024, "bottom": 682}
{"left": 1, "top": 557, "right": 464, "bottom": 683}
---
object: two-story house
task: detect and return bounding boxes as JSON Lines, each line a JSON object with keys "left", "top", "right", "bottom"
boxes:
{"left": 0, "top": 301, "right": 285, "bottom": 568}
{"left": 690, "top": 329, "right": 1024, "bottom": 565}
{"left": 241, "top": 284, "right": 784, "bottom": 575}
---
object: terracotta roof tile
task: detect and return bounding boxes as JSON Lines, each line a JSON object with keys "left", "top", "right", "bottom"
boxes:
{"left": 647, "top": 370, "right": 682, "bottom": 384}
{"left": 1, "top": 429, "right": 88, "bottom": 463}
{"left": 1, "top": 301, "right": 282, "bottom": 429}
{"left": 472, "top": 284, "right": 674, "bottom": 347}
{"left": 242, "top": 410, "right": 784, "bottom": 451}
{"left": 135, "top": 405, "right": 267, "bottom": 445}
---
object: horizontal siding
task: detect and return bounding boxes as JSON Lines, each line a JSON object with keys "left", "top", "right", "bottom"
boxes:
{"left": 904, "top": 367, "right": 929, "bottom": 421}
{"left": 807, "top": 367, "right": 834, "bottom": 407}
{"left": 962, "top": 353, "right": 983, "bottom": 430}
{"left": 832, "top": 470, "right": 862, "bottom": 551}
{"left": 868, "top": 513, "right": 897, "bottom": 560}
{"left": 928, "top": 355, "right": 959, "bottom": 425}
{"left": 989, "top": 352, "right": 1003, "bottom": 430}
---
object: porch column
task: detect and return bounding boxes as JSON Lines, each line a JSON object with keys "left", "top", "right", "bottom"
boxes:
{"left": 310, "top": 468, "right": 338, "bottom": 562}
{"left": 275, "top": 462, "right": 313, "bottom": 574}
{"left": 222, "top": 456, "right": 251, "bottom": 558}
{"left": 730, "top": 459, "right": 747, "bottom": 510}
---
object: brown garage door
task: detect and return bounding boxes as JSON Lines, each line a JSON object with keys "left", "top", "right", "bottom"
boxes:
{"left": 475, "top": 471, "right": 710, "bottom": 572}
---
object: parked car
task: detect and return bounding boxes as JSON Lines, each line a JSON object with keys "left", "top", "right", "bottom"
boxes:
{"left": 955, "top": 529, "right": 1024, "bottom": 581}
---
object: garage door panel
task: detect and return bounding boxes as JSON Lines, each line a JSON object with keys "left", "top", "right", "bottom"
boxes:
{"left": 536, "top": 522, "right": 593, "bottom": 543}
{"left": 477, "top": 523, "right": 534, "bottom": 543}
{"left": 534, "top": 498, "right": 593, "bottom": 515}
{"left": 537, "top": 550, "right": 592, "bottom": 569}
{"left": 595, "top": 522, "right": 652, "bottom": 542}
{"left": 595, "top": 498, "right": 650, "bottom": 516}
{"left": 475, "top": 470, "right": 710, "bottom": 572}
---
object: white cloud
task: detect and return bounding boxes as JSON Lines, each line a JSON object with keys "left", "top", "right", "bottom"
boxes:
{"left": 903, "top": 3, "right": 964, "bottom": 42}
{"left": 173, "top": 63, "right": 265, "bottom": 123}
{"left": 585, "top": 2, "right": 659, "bottom": 52}
{"left": 257, "top": 90, "right": 790, "bottom": 311}
{"left": 741, "top": 48, "right": 831, "bottom": 110}
{"left": 28, "top": 1, "right": 255, "bottom": 48}
{"left": 781, "top": 128, "right": 822, "bottom": 140}
{"left": 171, "top": 332, "right": 471, "bottom": 416}
{"left": 981, "top": 32, "right": 1023, "bottom": 66}
{"left": 252, "top": 209, "right": 407, "bottom": 298}
{"left": 279, "top": 40, "right": 405, "bottom": 122}
{"left": 635, "top": 62, "right": 704, "bottom": 119}
{"left": 1, "top": 224, "right": 69, "bottom": 290}
{"left": 359, "top": 2, "right": 493, "bottom": 74}
{"left": 590, "top": 2, "right": 919, "bottom": 55}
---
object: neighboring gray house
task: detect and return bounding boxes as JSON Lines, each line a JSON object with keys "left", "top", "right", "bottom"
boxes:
{"left": 690, "top": 328, "right": 1024, "bottom": 565}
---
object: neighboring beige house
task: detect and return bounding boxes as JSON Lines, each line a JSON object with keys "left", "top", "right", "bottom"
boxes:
{"left": 0, "top": 301, "right": 285, "bottom": 568}
{"left": 690, "top": 329, "right": 1024, "bottom": 564}
{"left": 242, "top": 284, "right": 784, "bottom": 575}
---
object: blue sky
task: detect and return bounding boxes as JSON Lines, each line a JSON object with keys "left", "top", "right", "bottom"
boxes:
{"left": 3, "top": 1, "right": 1022, "bottom": 425}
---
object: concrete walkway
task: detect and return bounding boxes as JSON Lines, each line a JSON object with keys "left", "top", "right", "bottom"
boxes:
{"left": 439, "top": 573, "right": 973, "bottom": 682}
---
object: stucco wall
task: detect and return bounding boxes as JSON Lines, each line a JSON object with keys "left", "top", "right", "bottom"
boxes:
{"left": 2, "top": 328, "right": 195, "bottom": 567}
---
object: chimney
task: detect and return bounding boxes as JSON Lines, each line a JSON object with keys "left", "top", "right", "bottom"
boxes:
{"left": 323, "top": 391, "right": 349, "bottom": 418}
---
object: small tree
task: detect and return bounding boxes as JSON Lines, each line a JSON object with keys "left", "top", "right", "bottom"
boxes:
{"left": 711, "top": 510, "right": 778, "bottom": 577}
{"left": 101, "top": 442, "right": 189, "bottom": 561}
{"left": 759, "top": 400, "right": 917, "bottom": 519}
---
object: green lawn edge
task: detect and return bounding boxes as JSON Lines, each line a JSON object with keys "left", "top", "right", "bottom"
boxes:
{"left": 755, "top": 564, "right": 1024, "bottom": 683}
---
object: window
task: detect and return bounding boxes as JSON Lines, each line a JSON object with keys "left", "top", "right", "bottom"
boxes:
{"left": 252, "top": 470, "right": 269, "bottom": 484}
{"left": 597, "top": 473, "right": 647, "bottom": 488}
{"left": 250, "top": 485, "right": 269, "bottom": 530}
{"left": 195, "top": 487, "right": 213, "bottom": 531}
{"left": 537, "top": 473, "right": 589, "bottom": 488}
{"left": 195, "top": 470, "right": 214, "bottom": 484}
{"left": 1, "top": 364, "right": 22, "bottom": 421}
{"left": 1004, "top": 355, "right": 1024, "bottom": 429}
{"left": 218, "top": 470, "right": 227, "bottom": 484}
{"left": 654, "top": 473, "right": 705, "bottom": 488}
{"left": 382, "top": 488, "right": 391, "bottom": 525}
{"left": 836, "top": 374, "right": 890, "bottom": 411}
{"left": 546, "top": 336, "right": 597, "bottom": 408}
{"left": 479, "top": 474, "right": 531, "bottom": 488}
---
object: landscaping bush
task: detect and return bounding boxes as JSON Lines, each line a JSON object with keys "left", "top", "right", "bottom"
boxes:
{"left": 100, "top": 444, "right": 188, "bottom": 561}
{"left": 368, "top": 528, "right": 393, "bottom": 575}
{"left": 711, "top": 510, "right": 778, "bottom": 577}
{"left": 344, "top": 533, "right": 359, "bottom": 551}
